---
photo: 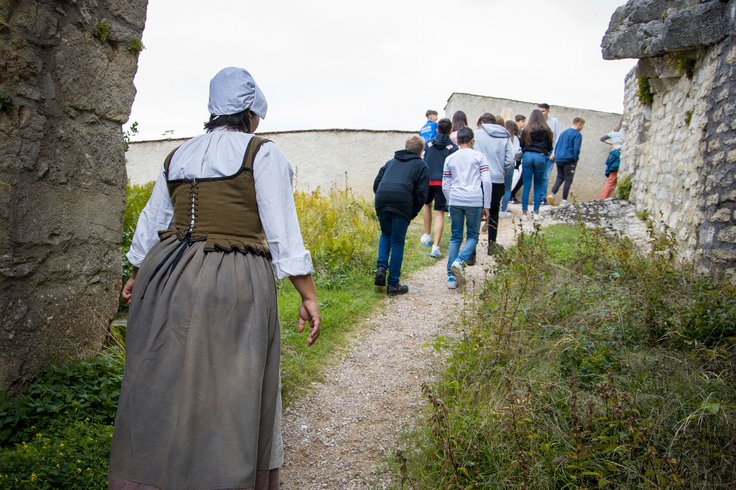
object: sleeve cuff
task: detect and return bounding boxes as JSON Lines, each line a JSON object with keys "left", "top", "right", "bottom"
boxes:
{"left": 126, "top": 249, "right": 145, "bottom": 269}
{"left": 272, "top": 251, "right": 314, "bottom": 280}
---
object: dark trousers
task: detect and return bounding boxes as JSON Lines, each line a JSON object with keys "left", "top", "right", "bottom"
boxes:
{"left": 487, "top": 182, "right": 505, "bottom": 243}
{"left": 376, "top": 210, "right": 409, "bottom": 286}
{"left": 551, "top": 162, "right": 577, "bottom": 200}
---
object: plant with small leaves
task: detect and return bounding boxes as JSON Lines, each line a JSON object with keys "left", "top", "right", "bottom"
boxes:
{"left": 127, "top": 38, "right": 145, "bottom": 56}
{"left": 94, "top": 21, "right": 112, "bottom": 43}
{"left": 637, "top": 76, "right": 654, "bottom": 106}
{"left": 616, "top": 174, "right": 632, "bottom": 200}
{"left": 674, "top": 57, "right": 696, "bottom": 79}
{"left": 685, "top": 110, "right": 693, "bottom": 126}
{"left": 0, "top": 90, "right": 12, "bottom": 113}
{"left": 123, "top": 121, "right": 139, "bottom": 152}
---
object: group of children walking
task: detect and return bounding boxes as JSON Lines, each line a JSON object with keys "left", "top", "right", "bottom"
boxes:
{"left": 373, "top": 105, "right": 623, "bottom": 294}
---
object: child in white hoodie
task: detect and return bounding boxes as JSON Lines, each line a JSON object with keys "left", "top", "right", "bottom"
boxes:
{"left": 442, "top": 127, "right": 491, "bottom": 289}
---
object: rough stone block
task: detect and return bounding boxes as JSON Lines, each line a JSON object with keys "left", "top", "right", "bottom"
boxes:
{"left": 662, "top": 2, "right": 729, "bottom": 52}
{"left": 718, "top": 226, "right": 736, "bottom": 244}
{"left": 711, "top": 208, "right": 733, "bottom": 222}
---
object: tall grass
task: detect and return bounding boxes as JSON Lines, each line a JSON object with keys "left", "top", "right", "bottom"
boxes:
{"left": 396, "top": 223, "right": 736, "bottom": 488}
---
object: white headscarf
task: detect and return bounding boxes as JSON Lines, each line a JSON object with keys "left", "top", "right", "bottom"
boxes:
{"left": 207, "top": 67, "right": 268, "bottom": 119}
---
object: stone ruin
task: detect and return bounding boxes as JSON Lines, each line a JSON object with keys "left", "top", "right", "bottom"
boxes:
{"left": 0, "top": 0, "right": 147, "bottom": 394}
{"left": 601, "top": 0, "right": 736, "bottom": 279}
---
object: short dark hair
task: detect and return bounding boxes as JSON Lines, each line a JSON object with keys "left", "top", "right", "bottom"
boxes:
{"left": 437, "top": 118, "right": 452, "bottom": 135}
{"left": 425, "top": 109, "right": 438, "bottom": 118}
{"left": 537, "top": 103, "right": 550, "bottom": 110}
{"left": 515, "top": 114, "right": 526, "bottom": 122}
{"left": 456, "top": 127, "right": 474, "bottom": 144}
{"left": 573, "top": 116, "right": 585, "bottom": 125}
{"left": 204, "top": 109, "right": 255, "bottom": 133}
{"left": 477, "top": 113, "right": 495, "bottom": 125}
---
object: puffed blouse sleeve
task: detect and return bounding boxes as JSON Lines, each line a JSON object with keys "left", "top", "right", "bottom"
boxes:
{"left": 125, "top": 169, "right": 174, "bottom": 268}
{"left": 253, "top": 141, "right": 314, "bottom": 279}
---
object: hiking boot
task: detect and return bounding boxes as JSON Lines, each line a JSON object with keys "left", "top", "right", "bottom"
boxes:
{"left": 420, "top": 234, "right": 432, "bottom": 246}
{"left": 447, "top": 276, "right": 457, "bottom": 289}
{"left": 387, "top": 284, "right": 409, "bottom": 295}
{"left": 430, "top": 245, "right": 442, "bottom": 258}
{"left": 450, "top": 260, "right": 466, "bottom": 286}
{"left": 374, "top": 267, "right": 387, "bottom": 286}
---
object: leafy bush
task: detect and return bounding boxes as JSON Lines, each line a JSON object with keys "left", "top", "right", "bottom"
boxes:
{"left": 397, "top": 224, "right": 736, "bottom": 488}
{"left": 0, "top": 350, "right": 123, "bottom": 488}
{"left": 93, "top": 21, "right": 112, "bottom": 43}
{"left": 616, "top": 173, "right": 632, "bottom": 200}
{"left": 637, "top": 76, "right": 654, "bottom": 105}
{"left": 127, "top": 38, "right": 144, "bottom": 56}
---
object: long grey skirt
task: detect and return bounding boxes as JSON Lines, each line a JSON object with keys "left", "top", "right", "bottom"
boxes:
{"left": 109, "top": 236, "right": 283, "bottom": 490}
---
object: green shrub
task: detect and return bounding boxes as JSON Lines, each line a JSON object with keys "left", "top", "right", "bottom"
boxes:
{"left": 127, "top": 38, "right": 144, "bottom": 56}
{"left": 637, "top": 76, "right": 654, "bottom": 105}
{"left": 674, "top": 57, "right": 696, "bottom": 79}
{"left": 0, "top": 421, "right": 112, "bottom": 488}
{"left": 120, "top": 180, "right": 155, "bottom": 311}
{"left": 94, "top": 21, "right": 112, "bottom": 43}
{"left": 616, "top": 173, "right": 632, "bottom": 200}
{"left": 0, "top": 348, "right": 123, "bottom": 445}
{"left": 397, "top": 224, "right": 736, "bottom": 488}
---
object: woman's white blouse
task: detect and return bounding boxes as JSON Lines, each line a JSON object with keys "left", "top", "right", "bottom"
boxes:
{"left": 126, "top": 128, "right": 314, "bottom": 279}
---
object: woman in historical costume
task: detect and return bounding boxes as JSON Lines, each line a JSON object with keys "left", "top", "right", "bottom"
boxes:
{"left": 109, "top": 67, "right": 321, "bottom": 490}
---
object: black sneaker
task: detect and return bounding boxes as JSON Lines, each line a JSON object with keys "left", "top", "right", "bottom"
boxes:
{"left": 466, "top": 250, "right": 477, "bottom": 266}
{"left": 374, "top": 267, "right": 387, "bottom": 286}
{"left": 387, "top": 284, "right": 409, "bottom": 295}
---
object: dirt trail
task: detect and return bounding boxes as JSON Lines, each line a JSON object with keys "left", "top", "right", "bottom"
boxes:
{"left": 280, "top": 211, "right": 538, "bottom": 489}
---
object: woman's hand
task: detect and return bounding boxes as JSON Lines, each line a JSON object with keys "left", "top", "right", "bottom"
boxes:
{"left": 289, "top": 274, "right": 321, "bottom": 346}
{"left": 122, "top": 268, "right": 138, "bottom": 305}
{"left": 298, "top": 298, "right": 321, "bottom": 346}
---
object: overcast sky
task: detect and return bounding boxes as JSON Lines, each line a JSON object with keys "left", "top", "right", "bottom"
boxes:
{"left": 126, "top": 0, "right": 636, "bottom": 141}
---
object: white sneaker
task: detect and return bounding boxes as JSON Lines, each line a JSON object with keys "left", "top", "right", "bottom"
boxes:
{"left": 430, "top": 245, "right": 441, "bottom": 258}
{"left": 520, "top": 214, "right": 529, "bottom": 222}
{"left": 499, "top": 211, "right": 511, "bottom": 218}
{"left": 533, "top": 213, "right": 541, "bottom": 221}
{"left": 447, "top": 276, "right": 457, "bottom": 289}
{"left": 420, "top": 234, "right": 432, "bottom": 246}
{"left": 561, "top": 200, "right": 569, "bottom": 206}
{"left": 450, "top": 260, "right": 466, "bottom": 286}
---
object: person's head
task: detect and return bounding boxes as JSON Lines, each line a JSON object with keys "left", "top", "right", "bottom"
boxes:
{"left": 505, "top": 119, "right": 519, "bottom": 138}
{"left": 456, "top": 127, "right": 474, "bottom": 146}
{"left": 204, "top": 67, "right": 267, "bottom": 133}
{"left": 572, "top": 116, "right": 586, "bottom": 131}
{"left": 515, "top": 114, "right": 526, "bottom": 129}
{"left": 501, "top": 107, "right": 514, "bottom": 123}
{"left": 451, "top": 111, "right": 468, "bottom": 132}
{"left": 426, "top": 109, "right": 438, "bottom": 122}
{"left": 437, "top": 117, "right": 452, "bottom": 135}
{"left": 537, "top": 103, "right": 551, "bottom": 120}
{"left": 477, "top": 112, "right": 495, "bottom": 126}
{"left": 495, "top": 115, "right": 505, "bottom": 125}
{"left": 522, "top": 109, "right": 553, "bottom": 145}
{"left": 405, "top": 135, "right": 425, "bottom": 155}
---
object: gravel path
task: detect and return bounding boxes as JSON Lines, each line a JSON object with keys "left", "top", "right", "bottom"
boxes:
{"left": 280, "top": 208, "right": 540, "bottom": 489}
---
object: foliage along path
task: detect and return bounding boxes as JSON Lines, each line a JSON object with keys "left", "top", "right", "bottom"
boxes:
{"left": 280, "top": 220, "right": 522, "bottom": 488}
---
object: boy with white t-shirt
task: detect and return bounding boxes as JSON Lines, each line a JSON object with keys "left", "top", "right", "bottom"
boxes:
{"left": 442, "top": 127, "right": 491, "bottom": 289}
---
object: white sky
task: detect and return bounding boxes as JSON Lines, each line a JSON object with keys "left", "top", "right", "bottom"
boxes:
{"left": 126, "top": 0, "right": 636, "bottom": 141}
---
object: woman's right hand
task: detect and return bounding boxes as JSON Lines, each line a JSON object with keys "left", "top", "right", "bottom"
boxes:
{"left": 122, "top": 268, "right": 138, "bottom": 305}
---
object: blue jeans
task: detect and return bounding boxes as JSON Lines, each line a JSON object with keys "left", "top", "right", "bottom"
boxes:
{"left": 541, "top": 156, "right": 555, "bottom": 198}
{"left": 447, "top": 206, "right": 482, "bottom": 276}
{"left": 521, "top": 152, "right": 547, "bottom": 213}
{"left": 376, "top": 210, "right": 409, "bottom": 286}
{"left": 500, "top": 167, "right": 514, "bottom": 212}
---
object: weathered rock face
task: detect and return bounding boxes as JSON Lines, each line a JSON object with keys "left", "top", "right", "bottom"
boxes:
{"left": 0, "top": 0, "right": 147, "bottom": 394}
{"left": 600, "top": 0, "right": 736, "bottom": 280}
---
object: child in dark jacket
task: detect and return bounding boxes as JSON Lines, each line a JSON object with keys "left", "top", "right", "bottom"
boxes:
{"left": 373, "top": 135, "right": 429, "bottom": 295}
{"left": 421, "top": 117, "right": 458, "bottom": 258}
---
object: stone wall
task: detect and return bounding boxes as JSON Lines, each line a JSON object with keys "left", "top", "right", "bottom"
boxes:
{"left": 444, "top": 93, "right": 622, "bottom": 201}
{"left": 0, "top": 0, "right": 147, "bottom": 393}
{"left": 602, "top": 0, "right": 736, "bottom": 278}
{"left": 126, "top": 130, "right": 416, "bottom": 198}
